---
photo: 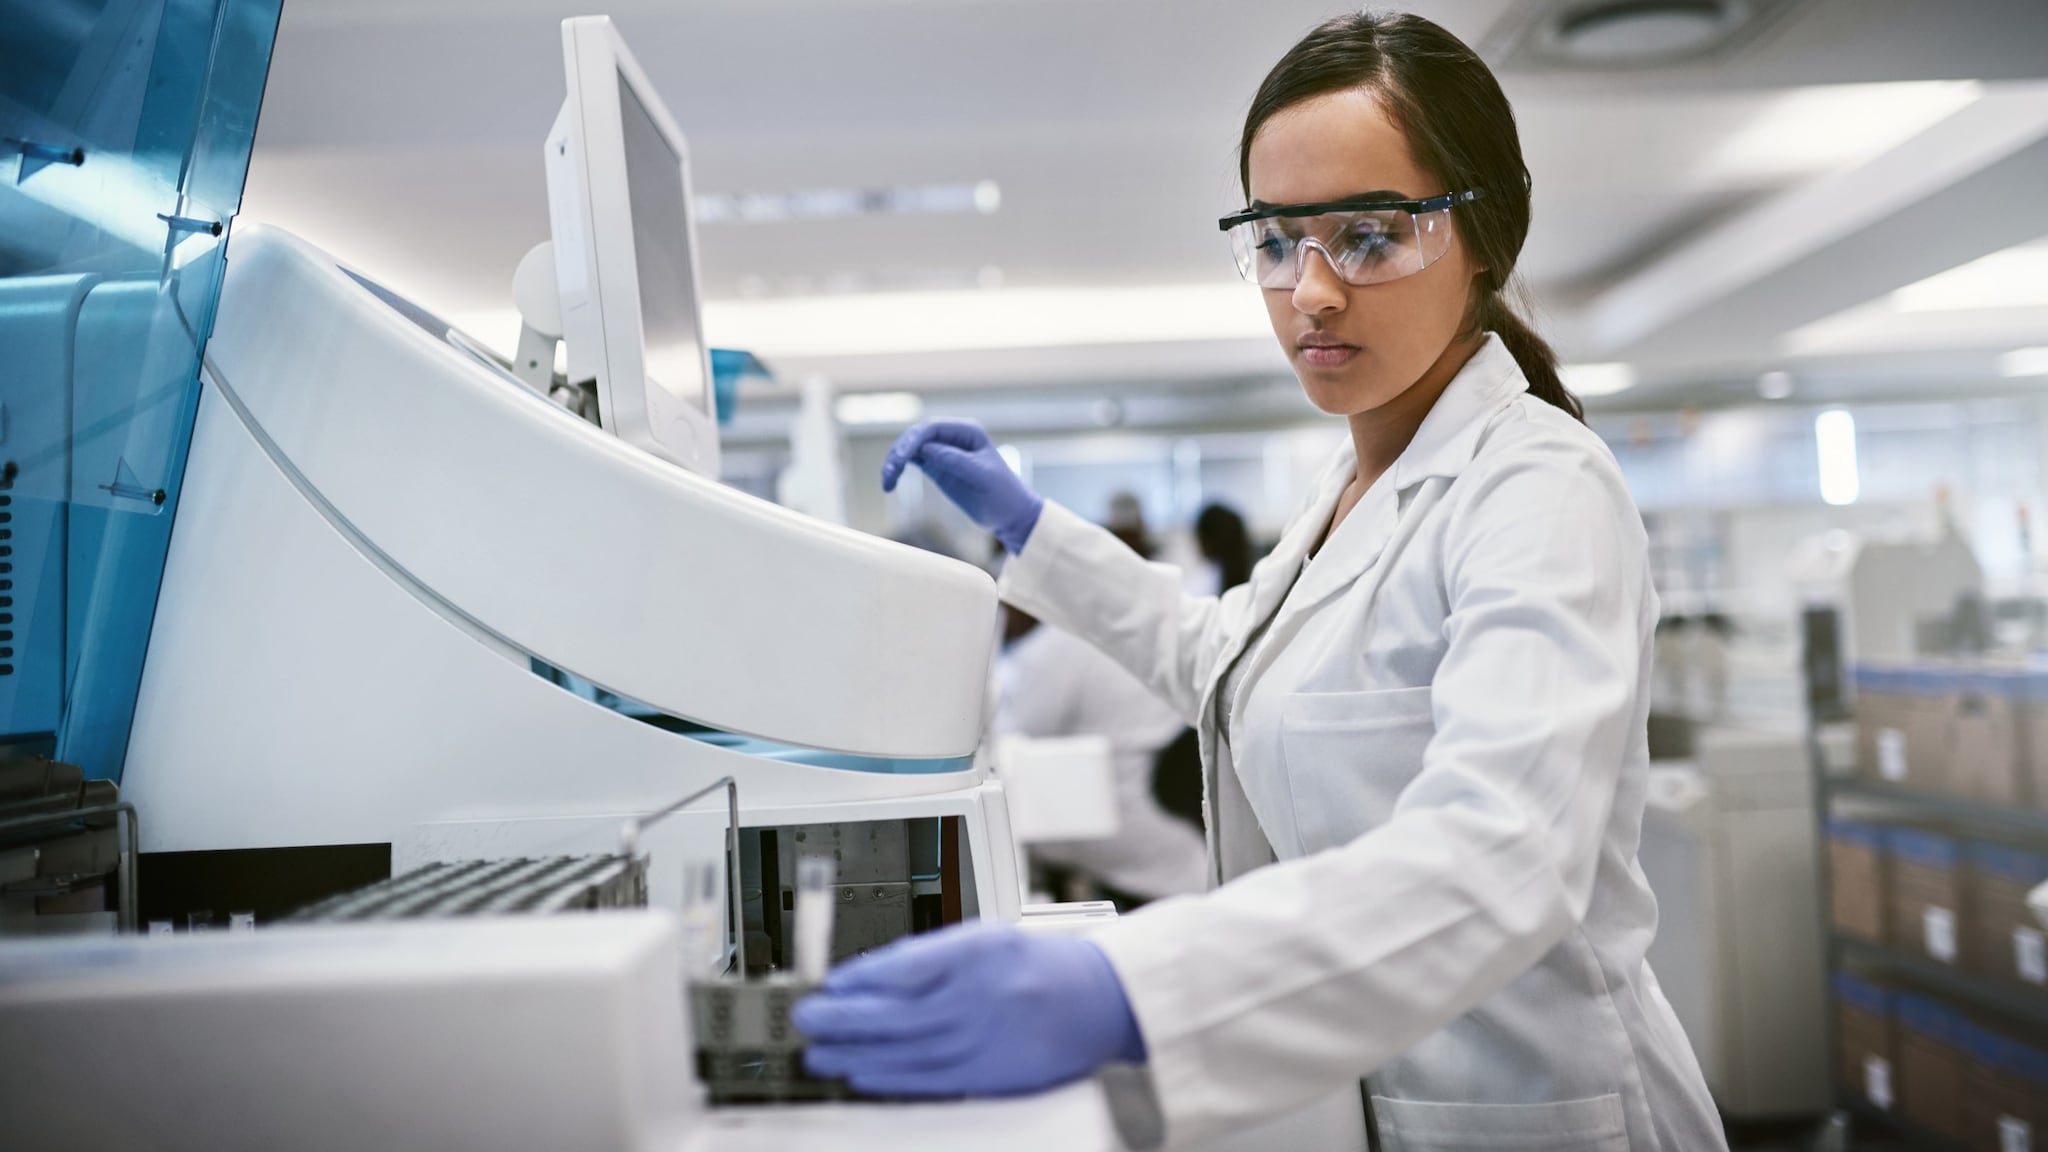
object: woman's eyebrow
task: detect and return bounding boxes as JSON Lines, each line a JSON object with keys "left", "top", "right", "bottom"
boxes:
{"left": 1250, "top": 189, "right": 1408, "bottom": 208}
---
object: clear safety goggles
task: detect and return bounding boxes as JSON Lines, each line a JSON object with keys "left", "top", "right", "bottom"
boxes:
{"left": 1219, "top": 189, "right": 1484, "bottom": 290}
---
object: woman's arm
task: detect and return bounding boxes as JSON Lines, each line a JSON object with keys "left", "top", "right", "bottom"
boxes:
{"left": 999, "top": 500, "right": 1252, "bottom": 725}
{"left": 881, "top": 418, "right": 1256, "bottom": 721}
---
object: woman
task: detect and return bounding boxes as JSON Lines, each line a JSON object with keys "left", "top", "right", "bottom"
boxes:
{"left": 795, "top": 13, "right": 1725, "bottom": 1151}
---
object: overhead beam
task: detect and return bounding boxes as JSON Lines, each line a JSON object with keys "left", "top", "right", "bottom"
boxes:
{"left": 1570, "top": 84, "right": 2048, "bottom": 364}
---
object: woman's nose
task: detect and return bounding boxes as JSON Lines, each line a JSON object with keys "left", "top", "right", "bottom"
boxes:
{"left": 1291, "top": 241, "right": 1348, "bottom": 315}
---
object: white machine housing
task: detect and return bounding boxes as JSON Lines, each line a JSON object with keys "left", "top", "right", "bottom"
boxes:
{"left": 1637, "top": 726, "right": 1827, "bottom": 1119}
{"left": 121, "top": 224, "right": 1022, "bottom": 937}
{"left": 0, "top": 912, "right": 1128, "bottom": 1152}
{"left": 546, "top": 15, "right": 720, "bottom": 476}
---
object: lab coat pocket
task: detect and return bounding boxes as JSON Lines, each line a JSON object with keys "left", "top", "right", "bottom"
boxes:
{"left": 1278, "top": 686, "right": 1434, "bottom": 852}
{"left": 1372, "top": 1093, "right": 1629, "bottom": 1152}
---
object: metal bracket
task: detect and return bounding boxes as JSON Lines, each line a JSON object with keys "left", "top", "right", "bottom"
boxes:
{"left": 622, "top": 776, "right": 745, "bottom": 975}
{"left": 0, "top": 800, "right": 141, "bottom": 933}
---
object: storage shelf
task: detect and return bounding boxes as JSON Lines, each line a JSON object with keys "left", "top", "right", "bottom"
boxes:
{"left": 1833, "top": 935, "right": 2048, "bottom": 1028}
{"left": 1821, "top": 776, "right": 2048, "bottom": 839}
{"left": 1816, "top": 730, "right": 2048, "bottom": 1150}
{"left": 1838, "top": 1099, "right": 1966, "bottom": 1152}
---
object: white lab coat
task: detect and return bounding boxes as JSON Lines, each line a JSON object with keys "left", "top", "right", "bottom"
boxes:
{"left": 998, "top": 335, "right": 1725, "bottom": 1152}
{"left": 998, "top": 622, "right": 1209, "bottom": 901}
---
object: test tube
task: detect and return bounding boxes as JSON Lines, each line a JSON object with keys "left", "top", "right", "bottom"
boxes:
{"left": 680, "top": 859, "right": 724, "bottom": 973}
{"left": 794, "top": 855, "right": 837, "bottom": 984}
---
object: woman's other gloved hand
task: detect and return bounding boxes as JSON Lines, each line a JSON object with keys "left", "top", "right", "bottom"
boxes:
{"left": 793, "top": 923, "right": 1146, "bottom": 1097}
{"left": 881, "top": 420, "right": 1044, "bottom": 553}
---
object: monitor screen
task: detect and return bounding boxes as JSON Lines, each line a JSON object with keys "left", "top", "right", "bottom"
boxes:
{"left": 617, "top": 72, "right": 707, "bottom": 415}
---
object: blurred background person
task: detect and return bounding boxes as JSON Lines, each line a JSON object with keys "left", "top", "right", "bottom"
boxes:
{"left": 995, "top": 497, "right": 1208, "bottom": 906}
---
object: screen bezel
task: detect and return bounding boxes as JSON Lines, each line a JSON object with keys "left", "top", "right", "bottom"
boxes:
{"left": 548, "top": 16, "right": 720, "bottom": 479}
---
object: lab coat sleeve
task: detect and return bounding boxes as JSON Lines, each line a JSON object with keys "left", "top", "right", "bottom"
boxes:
{"left": 1087, "top": 440, "right": 1651, "bottom": 1146}
{"left": 998, "top": 501, "right": 1243, "bottom": 725}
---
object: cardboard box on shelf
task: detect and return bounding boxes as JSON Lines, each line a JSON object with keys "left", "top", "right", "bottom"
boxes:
{"left": 1889, "top": 828, "right": 1967, "bottom": 966}
{"left": 1966, "top": 841, "right": 2048, "bottom": 988}
{"left": 2022, "top": 673, "right": 2048, "bottom": 813}
{"left": 1895, "top": 993, "right": 1970, "bottom": 1144}
{"left": 1829, "top": 820, "right": 1890, "bottom": 942}
{"left": 1833, "top": 972, "right": 1897, "bottom": 1112}
{"left": 1949, "top": 670, "right": 2028, "bottom": 805}
{"left": 1855, "top": 665, "right": 1955, "bottom": 792}
{"left": 1956, "top": 1018, "right": 2046, "bottom": 1152}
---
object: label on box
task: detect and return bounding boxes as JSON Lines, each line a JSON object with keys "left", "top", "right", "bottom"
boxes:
{"left": 2018, "top": 927, "right": 2047, "bottom": 985}
{"left": 1875, "top": 728, "right": 1907, "bottom": 782}
{"left": 1864, "top": 1056, "right": 1893, "bottom": 1110}
{"left": 2000, "top": 1115, "right": 2031, "bottom": 1152}
{"left": 1924, "top": 906, "right": 1957, "bottom": 963}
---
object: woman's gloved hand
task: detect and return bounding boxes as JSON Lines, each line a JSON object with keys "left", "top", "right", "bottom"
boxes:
{"left": 793, "top": 923, "right": 1146, "bottom": 1097}
{"left": 881, "top": 420, "right": 1044, "bottom": 553}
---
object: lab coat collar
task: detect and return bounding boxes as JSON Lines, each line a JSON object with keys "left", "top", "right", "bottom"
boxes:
{"left": 1291, "top": 332, "right": 1525, "bottom": 574}
{"left": 1247, "top": 335, "right": 1528, "bottom": 656}
{"left": 1210, "top": 334, "right": 1529, "bottom": 744}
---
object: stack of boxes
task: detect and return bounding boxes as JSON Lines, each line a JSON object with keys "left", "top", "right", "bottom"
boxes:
{"left": 1834, "top": 661, "right": 2048, "bottom": 1148}
{"left": 1835, "top": 974, "right": 2046, "bottom": 1149}
{"left": 1852, "top": 662, "right": 2048, "bottom": 806}
{"left": 1833, "top": 972, "right": 1895, "bottom": 1111}
{"left": 1888, "top": 828, "right": 1965, "bottom": 966}
{"left": 1969, "top": 843, "right": 2048, "bottom": 987}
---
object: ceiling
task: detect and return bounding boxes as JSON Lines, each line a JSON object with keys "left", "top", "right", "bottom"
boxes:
{"left": 238, "top": 0, "right": 2048, "bottom": 427}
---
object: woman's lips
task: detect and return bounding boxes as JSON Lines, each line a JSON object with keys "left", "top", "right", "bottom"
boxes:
{"left": 1298, "top": 340, "right": 1359, "bottom": 368}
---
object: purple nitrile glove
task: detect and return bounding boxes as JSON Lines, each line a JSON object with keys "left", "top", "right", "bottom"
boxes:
{"left": 880, "top": 419, "right": 1044, "bottom": 554}
{"left": 793, "top": 922, "right": 1146, "bottom": 1097}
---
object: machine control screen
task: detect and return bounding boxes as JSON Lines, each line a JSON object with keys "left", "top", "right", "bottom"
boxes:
{"left": 617, "top": 73, "right": 707, "bottom": 415}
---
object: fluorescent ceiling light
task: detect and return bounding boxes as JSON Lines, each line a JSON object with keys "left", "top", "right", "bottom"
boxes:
{"left": 833, "top": 391, "right": 924, "bottom": 426}
{"left": 2001, "top": 346, "right": 2048, "bottom": 377}
{"left": 1782, "top": 296, "right": 2048, "bottom": 357}
{"left": 1702, "top": 81, "right": 1981, "bottom": 183}
{"left": 701, "top": 283, "right": 1275, "bottom": 359}
{"left": 1890, "top": 239, "right": 2048, "bottom": 312}
{"left": 1757, "top": 370, "right": 1794, "bottom": 400}
{"left": 1815, "top": 409, "right": 1859, "bottom": 506}
{"left": 442, "top": 283, "right": 1275, "bottom": 362}
{"left": 1562, "top": 362, "right": 1637, "bottom": 397}
{"left": 696, "top": 180, "right": 1000, "bottom": 224}
{"left": 1781, "top": 236, "right": 2048, "bottom": 356}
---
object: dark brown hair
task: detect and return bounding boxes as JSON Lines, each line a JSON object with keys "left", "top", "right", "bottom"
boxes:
{"left": 1238, "top": 10, "right": 1581, "bottom": 420}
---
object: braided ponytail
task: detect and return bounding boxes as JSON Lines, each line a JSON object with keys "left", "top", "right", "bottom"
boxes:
{"left": 1479, "top": 290, "right": 1580, "bottom": 421}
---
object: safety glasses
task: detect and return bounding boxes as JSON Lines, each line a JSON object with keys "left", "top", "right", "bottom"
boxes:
{"left": 1219, "top": 189, "right": 1483, "bottom": 289}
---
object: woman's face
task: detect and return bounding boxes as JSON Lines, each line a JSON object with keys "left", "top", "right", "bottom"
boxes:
{"left": 1246, "top": 88, "right": 1479, "bottom": 417}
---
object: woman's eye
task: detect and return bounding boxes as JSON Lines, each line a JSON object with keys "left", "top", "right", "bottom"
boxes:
{"left": 1348, "top": 224, "right": 1392, "bottom": 248}
{"left": 1254, "top": 233, "right": 1292, "bottom": 259}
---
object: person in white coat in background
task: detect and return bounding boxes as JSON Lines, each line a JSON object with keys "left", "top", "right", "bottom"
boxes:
{"left": 999, "top": 505, "right": 1208, "bottom": 906}
{"left": 998, "top": 601, "right": 1209, "bottom": 905}
{"left": 796, "top": 12, "right": 1727, "bottom": 1152}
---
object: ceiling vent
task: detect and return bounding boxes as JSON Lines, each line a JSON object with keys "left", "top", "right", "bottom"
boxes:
{"left": 1487, "top": 0, "right": 1805, "bottom": 71}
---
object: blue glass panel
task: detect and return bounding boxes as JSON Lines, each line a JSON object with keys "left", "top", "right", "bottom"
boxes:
{"left": 534, "top": 661, "right": 976, "bottom": 776}
{"left": 0, "top": 0, "right": 283, "bottom": 779}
